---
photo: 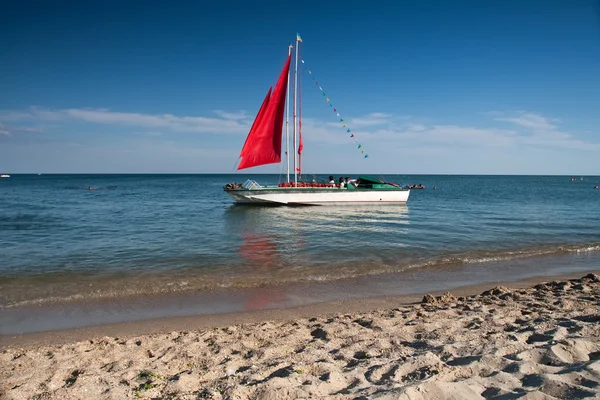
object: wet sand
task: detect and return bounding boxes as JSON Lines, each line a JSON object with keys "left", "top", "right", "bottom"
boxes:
{"left": 2, "top": 271, "right": 600, "bottom": 399}
{"left": 4, "top": 250, "right": 598, "bottom": 337}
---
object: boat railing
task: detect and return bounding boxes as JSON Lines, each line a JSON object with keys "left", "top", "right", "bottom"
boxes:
{"left": 243, "top": 179, "right": 262, "bottom": 190}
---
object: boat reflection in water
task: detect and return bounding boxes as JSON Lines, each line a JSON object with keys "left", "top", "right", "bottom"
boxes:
{"left": 224, "top": 204, "right": 410, "bottom": 310}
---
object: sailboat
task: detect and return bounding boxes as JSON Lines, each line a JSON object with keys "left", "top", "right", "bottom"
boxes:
{"left": 224, "top": 34, "right": 410, "bottom": 206}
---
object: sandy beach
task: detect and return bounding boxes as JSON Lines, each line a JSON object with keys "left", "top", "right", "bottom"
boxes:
{"left": 2, "top": 272, "right": 600, "bottom": 399}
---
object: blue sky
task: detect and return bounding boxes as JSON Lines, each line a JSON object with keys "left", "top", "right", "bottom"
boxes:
{"left": 1, "top": 0, "right": 599, "bottom": 174}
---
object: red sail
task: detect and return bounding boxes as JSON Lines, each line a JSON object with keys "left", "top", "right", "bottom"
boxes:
{"left": 238, "top": 55, "right": 292, "bottom": 170}
{"left": 238, "top": 87, "right": 272, "bottom": 161}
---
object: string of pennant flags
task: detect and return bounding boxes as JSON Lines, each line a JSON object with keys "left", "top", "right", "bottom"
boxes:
{"left": 300, "top": 59, "right": 369, "bottom": 159}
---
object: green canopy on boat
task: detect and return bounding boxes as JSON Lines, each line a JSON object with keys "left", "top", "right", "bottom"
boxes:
{"left": 357, "top": 176, "right": 384, "bottom": 184}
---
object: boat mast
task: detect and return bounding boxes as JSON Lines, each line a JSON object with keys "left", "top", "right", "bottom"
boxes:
{"left": 293, "top": 36, "right": 299, "bottom": 185}
{"left": 285, "top": 44, "right": 292, "bottom": 183}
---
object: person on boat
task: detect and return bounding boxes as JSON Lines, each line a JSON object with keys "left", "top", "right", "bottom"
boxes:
{"left": 329, "top": 176, "right": 335, "bottom": 184}
{"left": 339, "top": 177, "right": 345, "bottom": 188}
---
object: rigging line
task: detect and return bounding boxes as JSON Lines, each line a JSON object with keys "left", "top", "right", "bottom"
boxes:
{"left": 230, "top": 157, "right": 241, "bottom": 174}
{"left": 299, "top": 58, "right": 369, "bottom": 159}
{"left": 278, "top": 163, "right": 285, "bottom": 183}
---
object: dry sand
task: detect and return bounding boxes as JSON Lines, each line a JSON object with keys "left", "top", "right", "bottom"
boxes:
{"left": 2, "top": 273, "right": 600, "bottom": 399}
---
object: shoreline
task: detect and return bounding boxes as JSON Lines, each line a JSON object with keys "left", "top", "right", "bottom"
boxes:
{"left": 3, "top": 240, "right": 599, "bottom": 310}
{"left": 3, "top": 269, "right": 598, "bottom": 350}
{"left": 2, "top": 271, "right": 600, "bottom": 399}
{"left": 3, "top": 247, "right": 599, "bottom": 338}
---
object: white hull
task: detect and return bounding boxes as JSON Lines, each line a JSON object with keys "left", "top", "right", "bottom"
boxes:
{"left": 226, "top": 187, "right": 410, "bottom": 205}
{"left": 0, "top": 174, "right": 9, "bottom": 178}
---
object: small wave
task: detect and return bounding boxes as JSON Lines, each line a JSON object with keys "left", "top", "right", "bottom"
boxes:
{"left": 436, "top": 243, "right": 600, "bottom": 266}
{"left": 0, "top": 213, "right": 59, "bottom": 231}
{"left": 60, "top": 185, "right": 119, "bottom": 190}
{"left": 2, "top": 241, "right": 599, "bottom": 309}
{"left": 575, "top": 245, "right": 600, "bottom": 253}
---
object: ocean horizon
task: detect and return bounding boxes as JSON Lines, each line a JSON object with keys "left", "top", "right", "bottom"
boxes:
{"left": 2, "top": 173, "right": 598, "bottom": 176}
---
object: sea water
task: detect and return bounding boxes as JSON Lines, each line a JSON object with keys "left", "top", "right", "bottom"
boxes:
{"left": 1, "top": 174, "right": 599, "bottom": 333}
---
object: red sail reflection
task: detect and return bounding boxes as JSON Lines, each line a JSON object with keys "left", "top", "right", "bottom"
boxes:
{"left": 239, "top": 232, "right": 284, "bottom": 311}
{"left": 239, "top": 233, "right": 279, "bottom": 265}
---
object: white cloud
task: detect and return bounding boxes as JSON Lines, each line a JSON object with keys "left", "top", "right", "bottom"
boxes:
{"left": 213, "top": 110, "right": 248, "bottom": 120}
{"left": 0, "top": 122, "right": 10, "bottom": 136}
{"left": 307, "top": 110, "right": 600, "bottom": 156}
{"left": 0, "top": 139, "right": 236, "bottom": 173}
{"left": 300, "top": 118, "right": 356, "bottom": 145}
{"left": 133, "top": 131, "right": 164, "bottom": 137}
{"left": 406, "top": 124, "right": 427, "bottom": 132}
{"left": 2, "top": 106, "right": 598, "bottom": 155}
{"left": 2, "top": 106, "right": 599, "bottom": 174}
{"left": 408, "top": 125, "right": 517, "bottom": 147}
{"left": 0, "top": 107, "right": 252, "bottom": 134}
{"left": 348, "top": 112, "right": 391, "bottom": 127}
{"left": 495, "top": 112, "right": 557, "bottom": 131}
{"left": 492, "top": 111, "right": 599, "bottom": 151}
{"left": 16, "top": 126, "right": 42, "bottom": 133}
{"left": 0, "top": 122, "right": 43, "bottom": 136}
{"left": 521, "top": 132, "right": 600, "bottom": 151}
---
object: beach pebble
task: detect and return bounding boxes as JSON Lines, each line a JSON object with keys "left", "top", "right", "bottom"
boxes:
{"left": 421, "top": 292, "right": 457, "bottom": 305}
